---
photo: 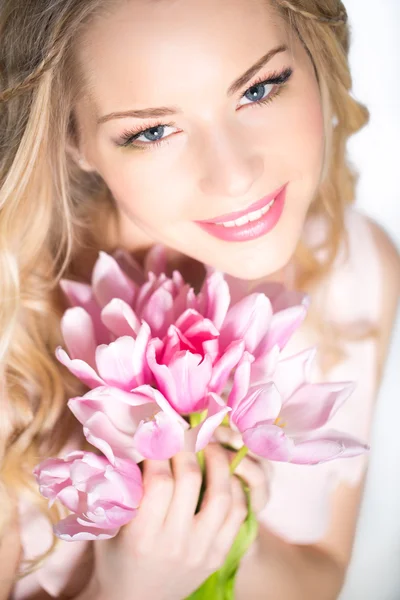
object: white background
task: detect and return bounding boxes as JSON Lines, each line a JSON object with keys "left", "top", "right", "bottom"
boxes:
{"left": 338, "top": 1, "right": 400, "bottom": 598}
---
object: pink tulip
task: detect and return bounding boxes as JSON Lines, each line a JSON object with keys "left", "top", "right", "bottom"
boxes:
{"left": 69, "top": 385, "right": 228, "bottom": 462}
{"left": 146, "top": 325, "right": 216, "bottom": 414}
{"left": 67, "top": 385, "right": 175, "bottom": 463}
{"left": 217, "top": 291, "right": 307, "bottom": 386}
{"left": 33, "top": 451, "right": 143, "bottom": 541}
{"left": 195, "top": 271, "right": 231, "bottom": 330}
{"left": 56, "top": 315, "right": 152, "bottom": 390}
{"left": 132, "top": 391, "right": 230, "bottom": 459}
{"left": 172, "top": 309, "right": 220, "bottom": 362}
{"left": 61, "top": 252, "right": 195, "bottom": 340}
{"left": 228, "top": 349, "right": 368, "bottom": 464}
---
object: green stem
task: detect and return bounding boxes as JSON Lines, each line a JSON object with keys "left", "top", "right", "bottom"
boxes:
{"left": 229, "top": 445, "right": 249, "bottom": 474}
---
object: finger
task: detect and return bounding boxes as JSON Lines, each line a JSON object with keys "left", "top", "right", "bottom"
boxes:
{"left": 214, "top": 425, "right": 243, "bottom": 450}
{"left": 193, "top": 444, "right": 232, "bottom": 537}
{"left": 128, "top": 459, "right": 174, "bottom": 543}
{"left": 163, "top": 451, "right": 203, "bottom": 540}
{"left": 230, "top": 454, "right": 270, "bottom": 514}
{"left": 214, "top": 425, "right": 264, "bottom": 461}
{"left": 207, "top": 475, "right": 248, "bottom": 571}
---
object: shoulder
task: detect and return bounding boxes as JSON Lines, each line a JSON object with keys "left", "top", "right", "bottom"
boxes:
{"left": 361, "top": 214, "right": 400, "bottom": 378}
{"left": 342, "top": 208, "right": 400, "bottom": 378}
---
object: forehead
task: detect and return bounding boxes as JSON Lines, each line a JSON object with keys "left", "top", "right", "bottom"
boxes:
{"left": 76, "top": 0, "right": 290, "bottom": 114}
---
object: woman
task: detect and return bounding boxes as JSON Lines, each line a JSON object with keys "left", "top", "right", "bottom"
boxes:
{"left": 0, "top": 0, "right": 399, "bottom": 598}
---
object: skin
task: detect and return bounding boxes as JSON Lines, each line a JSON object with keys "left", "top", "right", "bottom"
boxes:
{"left": 73, "top": 0, "right": 326, "bottom": 282}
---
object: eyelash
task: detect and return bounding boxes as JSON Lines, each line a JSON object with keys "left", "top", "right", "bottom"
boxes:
{"left": 117, "top": 66, "right": 293, "bottom": 150}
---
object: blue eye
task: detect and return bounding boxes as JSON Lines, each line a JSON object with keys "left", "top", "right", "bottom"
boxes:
{"left": 238, "top": 67, "right": 293, "bottom": 108}
{"left": 239, "top": 81, "right": 275, "bottom": 106}
{"left": 117, "top": 67, "right": 293, "bottom": 149}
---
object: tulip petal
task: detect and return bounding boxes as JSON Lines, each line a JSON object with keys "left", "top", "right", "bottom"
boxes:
{"left": 194, "top": 393, "right": 231, "bottom": 452}
{"left": 101, "top": 299, "right": 141, "bottom": 337}
{"left": 148, "top": 342, "right": 211, "bottom": 414}
{"left": 198, "top": 271, "right": 231, "bottom": 330}
{"left": 260, "top": 305, "right": 307, "bottom": 354}
{"left": 232, "top": 383, "right": 282, "bottom": 431}
{"left": 76, "top": 385, "right": 155, "bottom": 409}
{"left": 133, "top": 385, "right": 188, "bottom": 427}
{"left": 60, "top": 279, "right": 93, "bottom": 307}
{"left": 168, "top": 352, "right": 213, "bottom": 413}
{"left": 290, "top": 430, "right": 369, "bottom": 465}
{"left": 113, "top": 249, "right": 146, "bottom": 285}
{"left": 82, "top": 416, "right": 141, "bottom": 464}
{"left": 56, "top": 486, "right": 81, "bottom": 513}
{"left": 56, "top": 347, "right": 105, "bottom": 389}
{"left": 141, "top": 285, "right": 175, "bottom": 338}
{"left": 227, "top": 351, "right": 254, "bottom": 410}
{"left": 250, "top": 344, "right": 280, "bottom": 385}
{"left": 280, "top": 382, "right": 356, "bottom": 434}
{"left": 59, "top": 280, "right": 110, "bottom": 344}
{"left": 273, "top": 348, "right": 317, "bottom": 401}
{"left": 143, "top": 244, "right": 168, "bottom": 276}
{"left": 220, "top": 294, "right": 272, "bottom": 355}
{"left": 55, "top": 514, "right": 119, "bottom": 541}
{"left": 92, "top": 251, "right": 136, "bottom": 308}
{"left": 133, "top": 411, "right": 184, "bottom": 460}
{"left": 243, "top": 423, "right": 294, "bottom": 461}
{"left": 209, "top": 340, "right": 245, "bottom": 395}
{"left": 61, "top": 307, "right": 98, "bottom": 367}
{"left": 68, "top": 390, "right": 156, "bottom": 435}
{"left": 84, "top": 502, "right": 137, "bottom": 527}
{"left": 95, "top": 336, "right": 148, "bottom": 391}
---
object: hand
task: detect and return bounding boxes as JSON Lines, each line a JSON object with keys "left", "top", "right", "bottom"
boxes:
{"left": 84, "top": 443, "right": 259, "bottom": 600}
{"left": 213, "top": 424, "right": 271, "bottom": 515}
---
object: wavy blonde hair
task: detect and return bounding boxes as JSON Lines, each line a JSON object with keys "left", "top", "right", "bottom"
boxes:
{"left": 0, "top": 0, "right": 370, "bottom": 582}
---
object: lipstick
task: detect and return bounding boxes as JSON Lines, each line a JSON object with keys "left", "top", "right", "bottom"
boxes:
{"left": 194, "top": 183, "right": 287, "bottom": 243}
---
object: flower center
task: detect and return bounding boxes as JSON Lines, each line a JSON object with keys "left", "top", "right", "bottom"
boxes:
{"left": 274, "top": 416, "right": 287, "bottom": 428}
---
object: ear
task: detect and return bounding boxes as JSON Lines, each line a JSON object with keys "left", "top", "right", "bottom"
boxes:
{"left": 66, "top": 140, "right": 97, "bottom": 173}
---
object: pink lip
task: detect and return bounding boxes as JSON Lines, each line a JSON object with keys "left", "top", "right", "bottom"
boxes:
{"left": 194, "top": 183, "right": 287, "bottom": 243}
{"left": 196, "top": 183, "right": 287, "bottom": 224}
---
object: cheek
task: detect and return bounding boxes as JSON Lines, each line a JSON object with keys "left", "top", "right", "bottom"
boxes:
{"left": 100, "top": 157, "right": 189, "bottom": 226}
{"left": 284, "top": 84, "right": 325, "bottom": 183}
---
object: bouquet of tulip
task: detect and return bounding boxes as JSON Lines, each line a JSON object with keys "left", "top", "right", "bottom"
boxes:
{"left": 34, "top": 246, "right": 368, "bottom": 599}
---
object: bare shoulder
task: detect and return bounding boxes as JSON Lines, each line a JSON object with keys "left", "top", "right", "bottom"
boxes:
{"left": 311, "top": 213, "right": 400, "bottom": 571}
{"left": 363, "top": 215, "right": 400, "bottom": 376}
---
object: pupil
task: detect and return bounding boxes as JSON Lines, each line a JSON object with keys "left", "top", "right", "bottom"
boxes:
{"left": 245, "top": 83, "right": 265, "bottom": 102}
{"left": 145, "top": 125, "right": 164, "bottom": 141}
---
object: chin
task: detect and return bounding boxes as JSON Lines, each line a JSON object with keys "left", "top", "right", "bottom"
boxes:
{"left": 215, "top": 244, "right": 296, "bottom": 282}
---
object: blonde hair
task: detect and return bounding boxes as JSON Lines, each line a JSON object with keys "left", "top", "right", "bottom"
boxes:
{"left": 0, "top": 0, "right": 370, "bottom": 582}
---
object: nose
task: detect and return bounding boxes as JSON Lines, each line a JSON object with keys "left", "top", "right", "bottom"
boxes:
{"left": 197, "top": 126, "right": 264, "bottom": 199}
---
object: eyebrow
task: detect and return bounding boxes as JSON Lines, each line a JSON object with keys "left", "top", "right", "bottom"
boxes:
{"left": 97, "top": 44, "right": 288, "bottom": 125}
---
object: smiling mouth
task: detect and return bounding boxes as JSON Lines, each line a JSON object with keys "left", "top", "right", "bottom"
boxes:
{"left": 213, "top": 198, "right": 276, "bottom": 228}
{"left": 196, "top": 183, "right": 286, "bottom": 228}
{"left": 193, "top": 183, "right": 287, "bottom": 243}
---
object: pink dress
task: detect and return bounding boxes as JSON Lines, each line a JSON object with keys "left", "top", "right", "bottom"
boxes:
{"left": 10, "top": 207, "right": 382, "bottom": 599}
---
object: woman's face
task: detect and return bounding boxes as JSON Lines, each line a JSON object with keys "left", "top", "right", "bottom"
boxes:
{"left": 74, "top": 0, "right": 325, "bottom": 280}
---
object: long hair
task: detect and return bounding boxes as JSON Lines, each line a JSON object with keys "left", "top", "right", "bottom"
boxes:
{"left": 0, "top": 0, "right": 369, "bottom": 580}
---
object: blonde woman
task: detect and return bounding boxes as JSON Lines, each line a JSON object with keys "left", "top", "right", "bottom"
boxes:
{"left": 1, "top": 0, "right": 399, "bottom": 599}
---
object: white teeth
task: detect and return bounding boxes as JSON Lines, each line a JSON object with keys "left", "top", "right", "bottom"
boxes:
{"left": 247, "top": 208, "right": 263, "bottom": 222}
{"left": 216, "top": 199, "right": 275, "bottom": 228}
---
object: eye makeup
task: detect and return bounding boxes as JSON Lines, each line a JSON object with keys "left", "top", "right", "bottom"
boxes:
{"left": 115, "top": 66, "right": 293, "bottom": 150}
